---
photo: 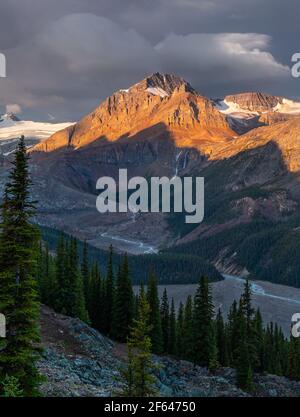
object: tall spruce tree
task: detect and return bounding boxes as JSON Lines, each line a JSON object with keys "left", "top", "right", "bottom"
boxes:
{"left": 208, "top": 322, "right": 219, "bottom": 372}
{"left": 0, "top": 137, "right": 41, "bottom": 396}
{"left": 147, "top": 273, "right": 163, "bottom": 354}
{"left": 176, "top": 302, "right": 184, "bottom": 358}
{"left": 111, "top": 254, "right": 134, "bottom": 342}
{"left": 53, "top": 234, "right": 67, "bottom": 313}
{"left": 227, "top": 300, "right": 239, "bottom": 366}
{"left": 104, "top": 245, "right": 115, "bottom": 335}
{"left": 240, "top": 279, "right": 254, "bottom": 331}
{"left": 287, "top": 336, "right": 300, "bottom": 381}
{"left": 121, "top": 286, "right": 156, "bottom": 397}
{"left": 168, "top": 298, "right": 177, "bottom": 355}
{"left": 81, "top": 240, "right": 90, "bottom": 303}
{"left": 235, "top": 315, "right": 254, "bottom": 392}
{"left": 182, "top": 295, "right": 194, "bottom": 362}
{"left": 66, "top": 238, "right": 89, "bottom": 322}
{"left": 193, "top": 276, "right": 214, "bottom": 367}
{"left": 87, "top": 263, "right": 103, "bottom": 331}
{"left": 239, "top": 280, "right": 260, "bottom": 373}
{"left": 252, "top": 309, "right": 265, "bottom": 372}
{"left": 160, "top": 288, "right": 169, "bottom": 353}
{"left": 216, "top": 308, "right": 228, "bottom": 366}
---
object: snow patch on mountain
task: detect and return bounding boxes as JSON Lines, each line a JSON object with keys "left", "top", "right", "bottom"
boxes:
{"left": 146, "top": 86, "right": 169, "bottom": 98}
{"left": 214, "top": 99, "right": 259, "bottom": 119}
{"left": 0, "top": 117, "right": 74, "bottom": 141}
{"left": 273, "top": 98, "right": 300, "bottom": 115}
{"left": 215, "top": 97, "right": 300, "bottom": 118}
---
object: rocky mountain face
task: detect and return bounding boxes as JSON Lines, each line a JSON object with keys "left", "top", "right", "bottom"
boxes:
{"left": 169, "top": 117, "right": 300, "bottom": 285}
{"left": 33, "top": 73, "right": 233, "bottom": 155}
{"left": 39, "top": 306, "right": 300, "bottom": 397}
{"left": 1, "top": 72, "right": 299, "bottom": 285}
{"left": 214, "top": 92, "right": 300, "bottom": 134}
{"left": 224, "top": 92, "right": 282, "bottom": 112}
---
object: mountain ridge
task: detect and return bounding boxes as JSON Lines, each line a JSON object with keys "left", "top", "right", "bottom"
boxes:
{"left": 3, "top": 72, "right": 300, "bottom": 287}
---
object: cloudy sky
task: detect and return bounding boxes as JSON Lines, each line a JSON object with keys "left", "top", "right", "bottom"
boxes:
{"left": 0, "top": 0, "right": 299, "bottom": 121}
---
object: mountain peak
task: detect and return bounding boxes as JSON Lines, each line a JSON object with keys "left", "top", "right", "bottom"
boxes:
{"left": 125, "top": 72, "right": 195, "bottom": 98}
{"left": 33, "top": 71, "right": 232, "bottom": 153}
{"left": 145, "top": 72, "right": 194, "bottom": 94}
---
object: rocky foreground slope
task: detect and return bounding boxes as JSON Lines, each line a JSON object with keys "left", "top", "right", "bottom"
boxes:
{"left": 38, "top": 306, "right": 300, "bottom": 397}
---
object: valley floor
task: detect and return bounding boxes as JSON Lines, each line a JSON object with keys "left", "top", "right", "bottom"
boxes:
{"left": 134, "top": 275, "right": 300, "bottom": 338}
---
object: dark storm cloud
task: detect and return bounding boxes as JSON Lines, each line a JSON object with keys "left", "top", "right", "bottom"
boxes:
{"left": 0, "top": 0, "right": 298, "bottom": 120}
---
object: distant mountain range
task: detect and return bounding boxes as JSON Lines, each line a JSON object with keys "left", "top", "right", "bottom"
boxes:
{"left": 1, "top": 72, "right": 300, "bottom": 286}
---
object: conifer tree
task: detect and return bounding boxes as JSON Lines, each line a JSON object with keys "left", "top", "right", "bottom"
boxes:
{"left": 160, "top": 288, "right": 169, "bottom": 353}
{"left": 37, "top": 242, "right": 44, "bottom": 300}
{"left": 273, "top": 324, "right": 288, "bottom": 376}
{"left": 121, "top": 286, "right": 156, "bottom": 397}
{"left": 240, "top": 279, "right": 254, "bottom": 331}
{"left": 53, "top": 234, "right": 67, "bottom": 313}
{"left": 147, "top": 273, "right": 163, "bottom": 354}
{"left": 176, "top": 302, "right": 184, "bottom": 358}
{"left": 81, "top": 240, "right": 90, "bottom": 303}
{"left": 66, "top": 238, "right": 89, "bottom": 322}
{"left": 193, "top": 276, "right": 214, "bottom": 367}
{"left": 111, "top": 254, "right": 134, "bottom": 342}
{"left": 235, "top": 313, "right": 254, "bottom": 391}
{"left": 168, "top": 298, "right": 177, "bottom": 355}
{"left": 182, "top": 295, "right": 194, "bottom": 362}
{"left": 133, "top": 293, "right": 139, "bottom": 321}
{"left": 227, "top": 300, "right": 239, "bottom": 366}
{"left": 208, "top": 323, "right": 220, "bottom": 372}
{"left": 87, "top": 263, "right": 103, "bottom": 331}
{"left": 287, "top": 336, "right": 300, "bottom": 381}
{"left": 239, "top": 279, "right": 259, "bottom": 370}
{"left": 252, "top": 309, "right": 264, "bottom": 372}
{"left": 104, "top": 245, "right": 115, "bottom": 335}
{"left": 1, "top": 375, "right": 23, "bottom": 397}
{"left": 216, "top": 308, "right": 228, "bottom": 366}
{"left": 0, "top": 137, "right": 41, "bottom": 396}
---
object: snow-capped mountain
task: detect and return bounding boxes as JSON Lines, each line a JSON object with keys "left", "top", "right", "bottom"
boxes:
{"left": 214, "top": 92, "right": 300, "bottom": 133}
{"left": 0, "top": 113, "right": 74, "bottom": 156}
{"left": 33, "top": 72, "right": 230, "bottom": 154}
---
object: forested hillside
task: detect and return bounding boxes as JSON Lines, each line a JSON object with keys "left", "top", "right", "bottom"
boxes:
{"left": 39, "top": 226, "right": 222, "bottom": 285}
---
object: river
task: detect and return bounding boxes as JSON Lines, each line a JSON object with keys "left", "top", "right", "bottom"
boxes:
{"left": 100, "top": 232, "right": 158, "bottom": 254}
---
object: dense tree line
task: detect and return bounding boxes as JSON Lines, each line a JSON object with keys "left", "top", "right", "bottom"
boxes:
{"left": 39, "top": 225, "right": 222, "bottom": 285}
